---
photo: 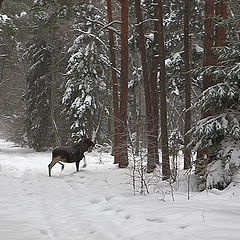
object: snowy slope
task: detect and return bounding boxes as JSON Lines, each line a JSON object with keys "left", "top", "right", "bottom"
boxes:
{"left": 0, "top": 139, "right": 240, "bottom": 240}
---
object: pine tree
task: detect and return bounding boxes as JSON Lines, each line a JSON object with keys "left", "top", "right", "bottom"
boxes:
{"left": 0, "top": 1, "right": 31, "bottom": 145}
{"left": 190, "top": 9, "right": 240, "bottom": 189}
{"left": 24, "top": 40, "right": 53, "bottom": 151}
{"left": 63, "top": 1, "right": 109, "bottom": 142}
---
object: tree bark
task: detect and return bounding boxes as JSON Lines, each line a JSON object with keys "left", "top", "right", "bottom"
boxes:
{"left": 134, "top": 0, "right": 157, "bottom": 173}
{"left": 183, "top": 0, "right": 191, "bottom": 169}
{"left": 154, "top": 0, "right": 170, "bottom": 180}
{"left": 106, "top": 0, "right": 120, "bottom": 164}
{"left": 215, "top": 0, "right": 227, "bottom": 48}
{"left": 215, "top": 0, "right": 228, "bottom": 75}
{"left": 150, "top": 47, "right": 160, "bottom": 168}
{"left": 203, "top": 0, "right": 215, "bottom": 93}
{"left": 118, "top": 0, "right": 129, "bottom": 168}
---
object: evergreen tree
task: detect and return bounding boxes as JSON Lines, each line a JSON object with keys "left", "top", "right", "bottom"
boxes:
{"left": 190, "top": 15, "right": 240, "bottom": 189}
{"left": 24, "top": 40, "right": 53, "bottom": 151}
{"left": 63, "top": 0, "right": 109, "bottom": 142}
{"left": 0, "top": 1, "right": 31, "bottom": 145}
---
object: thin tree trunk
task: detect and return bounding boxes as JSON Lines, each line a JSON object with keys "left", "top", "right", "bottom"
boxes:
{"left": 92, "top": 102, "right": 106, "bottom": 142}
{"left": 150, "top": 53, "right": 160, "bottom": 167}
{"left": 106, "top": 0, "right": 120, "bottom": 164}
{"left": 183, "top": 0, "right": 191, "bottom": 169}
{"left": 134, "top": 0, "right": 156, "bottom": 173}
{"left": 118, "top": 0, "right": 129, "bottom": 168}
{"left": 50, "top": 24, "right": 61, "bottom": 146}
{"left": 154, "top": 0, "right": 170, "bottom": 180}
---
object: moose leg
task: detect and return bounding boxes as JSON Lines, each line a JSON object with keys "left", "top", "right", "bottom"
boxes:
{"left": 58, "top": 162, "right": 65, "bottom": 171}
{"left": 82, "top": 155, "right": 87, "bottom": 168}
{"left": 76, "top": 161, "right": 80, "bottom": 172}
{"left": 48, "top": 156, "right": 62, "bottom": 177}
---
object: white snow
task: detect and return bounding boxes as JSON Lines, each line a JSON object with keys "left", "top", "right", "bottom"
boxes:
{"left": 1, "top": 139, "right": 240, "bottom": 240}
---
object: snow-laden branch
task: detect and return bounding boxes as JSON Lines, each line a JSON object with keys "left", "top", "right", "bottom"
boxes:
{"left": 74, "top": 28, "right": 108, "bottom": 51}
{"left": 85, "top": 17, "right": 121, "bottom": 35}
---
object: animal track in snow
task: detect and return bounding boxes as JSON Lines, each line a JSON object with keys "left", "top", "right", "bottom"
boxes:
{"left": 39, "top": 229, "right": 48, "bottom": 235}
{"left": 146, "top": 218, "right": 164, "bottom": 224}
{"left": 102, "top": 207, "right": 113, "bottom": 212}
{"left": 89, "top": 198, "right": 102, "bottom": 204}
{"left": 105, "top": 195, "right": 116, "bottom": 201}
{"left": 115, "top": 209, "right": 123, "bottom": 213}
{"left": 179, "top": 225, "right": 188, "bottom": 229}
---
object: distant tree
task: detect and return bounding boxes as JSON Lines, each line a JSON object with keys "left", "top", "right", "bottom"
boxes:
{"left": 24, "top": 40, "right": 53, "bottom": 151}
{"left": 183, "top": 0, "right": 191, "bottom": 169}
{"left": 0, "top": 0, "right": 31, "bottom": 145}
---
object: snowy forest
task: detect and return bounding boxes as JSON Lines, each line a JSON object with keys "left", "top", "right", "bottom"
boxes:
{"left": 1, "top": 0, "right": 240, "bottom": 189}
{"left": 1, "top": 0, "right": 240, "bottom": 239}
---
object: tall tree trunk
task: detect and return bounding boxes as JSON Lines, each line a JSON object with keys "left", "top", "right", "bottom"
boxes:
{"left": 203, "top": 0, "right": 215, "bottom": 93}
{"left": 183, "top": 0, "right": 191, "bottom": 169}
{"left": 118, "top": 0, "right": 129, "bottom": 168}
{"left": 154, "top": 0, "right": 170, "bottom": 180}
{"left": 106, "top": 0, "right": 120, "bottom": 164}
{"left": 134, "top": 0, "right": 157, "bottom": 173}
{"left": 150, "top": 50, "right": 160, "bottom": 168}
{"left": 196, "top": 0, "right": 215, "bottom": 174}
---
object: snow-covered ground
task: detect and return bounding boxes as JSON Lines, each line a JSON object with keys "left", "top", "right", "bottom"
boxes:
{"left": 0, "top": 139, "right": 240, "bottom": 240}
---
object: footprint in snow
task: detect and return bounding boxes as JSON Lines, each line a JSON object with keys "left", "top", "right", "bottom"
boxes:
{"left": 89, "top": 198, "right": 102, "bottom": 204}
{"left": 39, "top": 229, "right": 48, "bottom": 235}
{"left": 179, "top": 225, "right": 188, "bottom": 229}
{"left": 105, "top": 195, "right": 116, "bottom": 201}
{"left": 146, "top": 218, "right": 164, "bottom": 223}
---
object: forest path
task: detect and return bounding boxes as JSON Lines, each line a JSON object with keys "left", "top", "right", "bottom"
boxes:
{"left": 0, "top": 140, "right": 132, "bottom": 240}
